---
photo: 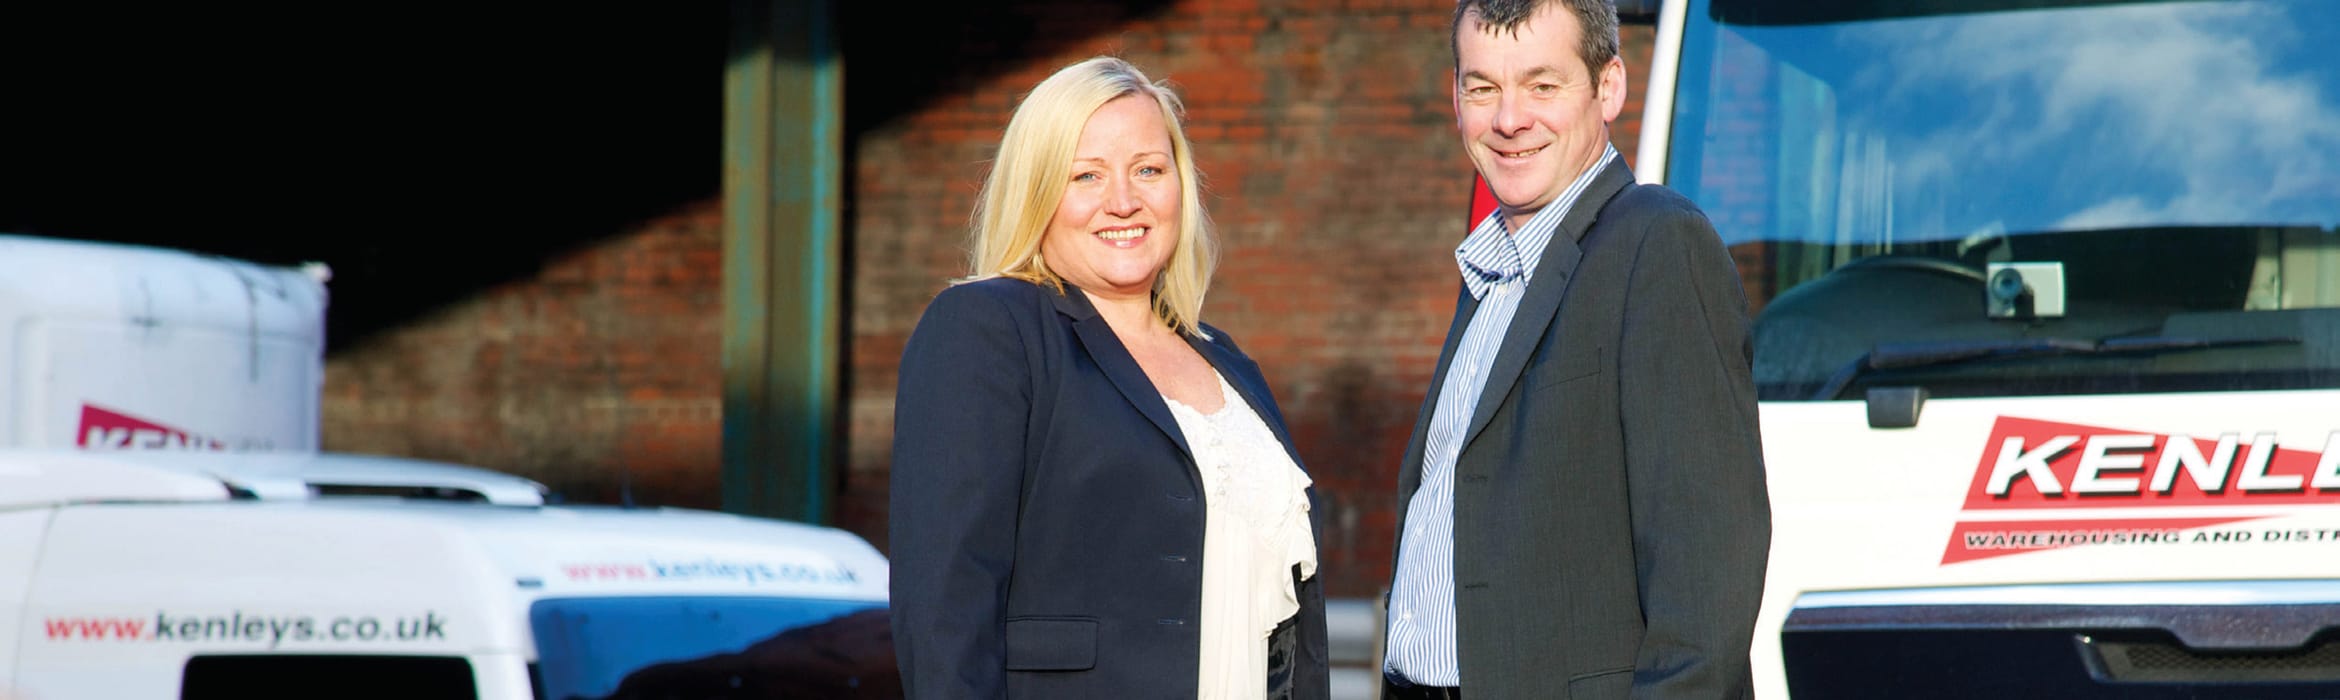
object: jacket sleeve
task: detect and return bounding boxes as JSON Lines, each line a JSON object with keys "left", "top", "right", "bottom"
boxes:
{"left": 890, "top": 283, "right": 1033, "bottom": 699}
{"left": 1616, "top": 200, "right": 1773, "bottom": 699}
{"left": 1294, "top": 505, "right": 1333, "bottom": 700}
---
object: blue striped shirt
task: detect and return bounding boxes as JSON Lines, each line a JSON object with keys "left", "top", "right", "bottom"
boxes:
{"left": 1386, "top": 145, "right": 1617, "bottom": 685}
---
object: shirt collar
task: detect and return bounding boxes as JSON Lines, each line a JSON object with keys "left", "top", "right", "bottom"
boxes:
{"left": 1454, "top": 145, "right": 1617, "bottom": 300}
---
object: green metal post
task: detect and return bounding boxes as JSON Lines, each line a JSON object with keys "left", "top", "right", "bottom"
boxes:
{"left": 721, "top": 0, "right": 841, "bottom": 523}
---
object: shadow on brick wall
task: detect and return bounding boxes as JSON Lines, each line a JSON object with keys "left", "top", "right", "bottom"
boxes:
{"left": 836, "top": 0, "right": 1178, "bottom": 142}
{"left": 0, "top": 4, "right": 727, "bottom": 354}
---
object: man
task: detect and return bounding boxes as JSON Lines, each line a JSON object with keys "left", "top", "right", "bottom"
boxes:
{"left": 1382, "top": 0, "right": 1771, "bottom": 698}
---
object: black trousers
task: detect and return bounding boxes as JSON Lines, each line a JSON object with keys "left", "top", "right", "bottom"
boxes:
{"left": 1266, "top": 614, "right": 1298, "bottom": 699}
{"left": 1382, "top": 672, "right": 1461, "bottom": 700}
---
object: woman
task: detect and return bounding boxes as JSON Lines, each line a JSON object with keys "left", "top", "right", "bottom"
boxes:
{"left": 888, "top": 56, "right": 1328, "bottom": 699}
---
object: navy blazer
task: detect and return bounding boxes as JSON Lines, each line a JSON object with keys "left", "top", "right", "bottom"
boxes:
{"left": 889, "top": 277, "right": 1331, "bottom": 699}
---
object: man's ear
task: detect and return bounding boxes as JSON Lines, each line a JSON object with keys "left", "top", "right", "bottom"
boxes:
{"left": 1452, "top": 75, "right": 1464, "bottom": 127}
{"left": 1599, "top": 56, "right": 1627, "bottom": 123}
{"left": 1441, "top": 80, "right": 1460, "bottom": 126}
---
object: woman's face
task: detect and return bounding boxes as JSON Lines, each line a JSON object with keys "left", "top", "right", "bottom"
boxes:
{"left": 1040, "top": 95, "right": 1182, "bottom": 302}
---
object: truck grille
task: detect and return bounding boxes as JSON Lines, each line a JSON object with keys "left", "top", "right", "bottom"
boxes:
{"left": 2093, "top": 636, "right": 2340, "bottom": 683}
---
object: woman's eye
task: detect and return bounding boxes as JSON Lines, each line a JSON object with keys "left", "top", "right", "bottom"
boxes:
{"left": 1138, "top": 166, "right": 1165, "bottom": 177}
{"left": 1072, "top": 172, "right": 1099, "bottom": 183}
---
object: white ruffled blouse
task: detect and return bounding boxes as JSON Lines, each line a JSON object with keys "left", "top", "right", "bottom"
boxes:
{"left": 1163, "top": 371, "right": 1320, "bottom": 700}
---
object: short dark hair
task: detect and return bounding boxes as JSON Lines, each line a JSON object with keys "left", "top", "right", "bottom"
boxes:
{"left": 1451, "top": 0, "right": 1620, "bottom": 82}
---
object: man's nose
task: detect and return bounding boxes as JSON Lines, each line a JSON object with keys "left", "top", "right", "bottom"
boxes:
{"left": 1492, "top": 93, "right": 1531, "bottom": 136}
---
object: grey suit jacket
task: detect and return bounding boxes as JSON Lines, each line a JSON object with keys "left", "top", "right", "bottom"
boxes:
{"left": 1392, "top": 157, "right": 1771, "bottom": 699}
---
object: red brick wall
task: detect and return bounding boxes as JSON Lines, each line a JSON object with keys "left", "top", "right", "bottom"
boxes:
{"left": 322, "top": 201, "right": 727, "bottom": 509}
{"left": 313, "top": 2, "right": 1668, "bottom": 602}
{"left": 847, "top": 0, "right": 1660, "bottom": 598}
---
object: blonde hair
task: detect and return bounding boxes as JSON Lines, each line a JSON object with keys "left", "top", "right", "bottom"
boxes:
{"left": 961, "top": 56, "right": 1217, "bottom": 338}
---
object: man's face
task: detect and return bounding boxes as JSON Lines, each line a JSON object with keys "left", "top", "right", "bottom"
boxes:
{"left": 1454, "top": 4, "right": 1625, "bottom": 231}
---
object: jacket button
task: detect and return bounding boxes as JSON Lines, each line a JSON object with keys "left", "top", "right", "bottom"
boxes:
{"left": 1158, "top": 618, "right": 1186, "bottom": 625}
{"left": 1161, "top": 554, "right": 1189, "bottom": 563}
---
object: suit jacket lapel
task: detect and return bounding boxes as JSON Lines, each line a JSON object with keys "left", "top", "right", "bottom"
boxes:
{"left": 1457, "top": 158, "right": 1636, "bottom": 453}
{"left": 1053, "top": 285, "right": 1193, "bottom": 460}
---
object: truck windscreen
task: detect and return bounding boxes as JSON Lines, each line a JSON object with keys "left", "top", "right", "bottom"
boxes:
{"left": 1666, "top": 0, "right": 2340, "bottom": 400}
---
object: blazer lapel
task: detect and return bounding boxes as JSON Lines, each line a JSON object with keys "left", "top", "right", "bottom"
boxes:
{"left": 1457, "top": 158, "right": 1636, "bottom": 453}
{"left": 1053, "top": 285, "right": 1193, "bottom": 459}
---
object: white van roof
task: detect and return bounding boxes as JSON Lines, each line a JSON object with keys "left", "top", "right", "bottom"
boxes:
{"left": 9, "top": 447, "right": 888, "bottom": 604}
{"left": 0, "top": 450, "right": 231, "bottom": 508}
{"left": 0, "top": 449, "right": 550, "bottom": 509}
{"left": 28, "top": 483, "right": 890, "bottom": 608}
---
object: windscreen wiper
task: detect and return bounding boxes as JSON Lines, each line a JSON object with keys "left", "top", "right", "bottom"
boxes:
{"left": 1811, "top": 335, "right": 2304, "bottom": 401}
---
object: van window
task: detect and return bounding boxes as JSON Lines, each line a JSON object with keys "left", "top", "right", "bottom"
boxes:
{"left": 531, "top": 596, "right": 895, "bottom": 699}
{"left": 181, "top": 654, "right": 478, "bottom": 699}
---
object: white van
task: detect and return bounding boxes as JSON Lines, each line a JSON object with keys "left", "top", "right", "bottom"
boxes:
{"left": 0, "top": 235, "right": 898, "bottom": 698}
{"left": 2, "top": 449, "right": 895, "bottom": 699}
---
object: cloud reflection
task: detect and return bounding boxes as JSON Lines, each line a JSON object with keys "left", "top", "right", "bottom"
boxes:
{"left": 1840, "top": 1, "right": 2340, "bottom": 232}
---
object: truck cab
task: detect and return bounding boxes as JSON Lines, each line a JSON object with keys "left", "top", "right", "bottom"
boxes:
{"left": 1607, "top": 0, "right": 2340, "bottom": 695}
